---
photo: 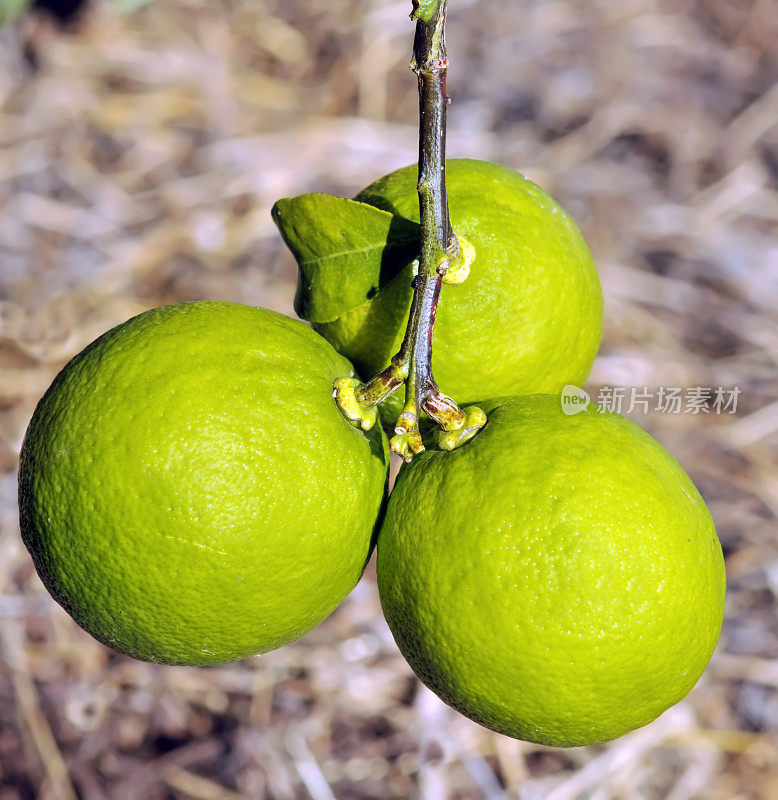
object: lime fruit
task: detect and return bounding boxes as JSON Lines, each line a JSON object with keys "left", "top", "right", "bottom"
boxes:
{"left": 302, "top": 159, "right": 602, "bottom": 416}
{"left": 377, "top": 395, "right": 725, "bottom": 746}
{"left": 19, "top": 301, "right": 388, "bottom": 665}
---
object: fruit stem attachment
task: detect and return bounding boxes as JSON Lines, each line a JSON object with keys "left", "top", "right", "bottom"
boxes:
{"left": 335, "top": 0, "right": 484, "bottom": 461}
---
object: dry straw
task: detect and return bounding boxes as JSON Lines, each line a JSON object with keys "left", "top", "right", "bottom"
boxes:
{"left": 1, "top": 0, "right": 777, "bottom": 797}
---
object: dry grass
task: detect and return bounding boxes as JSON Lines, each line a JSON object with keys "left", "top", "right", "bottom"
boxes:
{"left": 1, "top": 0, "right": 777, "bottom": 797}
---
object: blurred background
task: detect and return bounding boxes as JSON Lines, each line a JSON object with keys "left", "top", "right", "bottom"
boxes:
{"left": 1, "top": 0, "right": 778, "bottom": 797}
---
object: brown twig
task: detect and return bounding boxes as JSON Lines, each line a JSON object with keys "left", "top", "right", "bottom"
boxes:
{"left": 336, "top": 0, "right": 484, "bottom": 461}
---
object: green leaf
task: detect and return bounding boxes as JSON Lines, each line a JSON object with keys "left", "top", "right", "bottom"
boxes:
{"left": 272, "top": 193, "right": 420, "bottom": 324}
{"left": 411, "top": 0, "right": 439, "bottom": 23}
{"left": 0, "top": 0, "right": 31, "bottom": 27}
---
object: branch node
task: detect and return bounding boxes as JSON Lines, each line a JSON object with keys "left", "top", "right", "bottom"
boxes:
{"left": 441, "top": 234, "right": 475, "bottom": 285}
{"left": 333, "top": 378, "right": 379, "bottom": 431}
{"left": 433, "top": 405, "right": 487, "bottom": 451}
{"left": 390, "top": 405, "right": 425, "bottom": 461}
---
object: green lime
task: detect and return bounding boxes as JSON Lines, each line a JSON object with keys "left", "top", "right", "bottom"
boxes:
{"left": 19, "top": 301, "right": 388, "bottom": 665}
{"left": 377, "top": 395, "right": 725, "bottom": 746}
{"left": 314, "top": 159, "right": 602, "bottom": 416}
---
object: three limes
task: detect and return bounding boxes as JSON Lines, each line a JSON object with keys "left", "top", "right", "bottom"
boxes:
{"left": 17, "top": 157, "right": 725, "bottom": 748}
{"left": 377, "top": 395, "right": 726, "bottom": 746}
{"left": 19, "top": 301, "right": 388, "bottom": 665}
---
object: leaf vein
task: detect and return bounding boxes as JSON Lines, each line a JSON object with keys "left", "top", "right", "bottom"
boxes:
{"left": 298, "top": 237, "right": 419, "bottom": 268}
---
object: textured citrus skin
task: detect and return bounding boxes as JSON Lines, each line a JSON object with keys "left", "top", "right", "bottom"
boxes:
{"left": 19, "top": 302, "right": 388, "bottom": 665}
{"left": 377, "top": 396, "right": 725, "bottom": 746}
{"left": 316, "top": 159, "right": 602, "bottom": 410}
